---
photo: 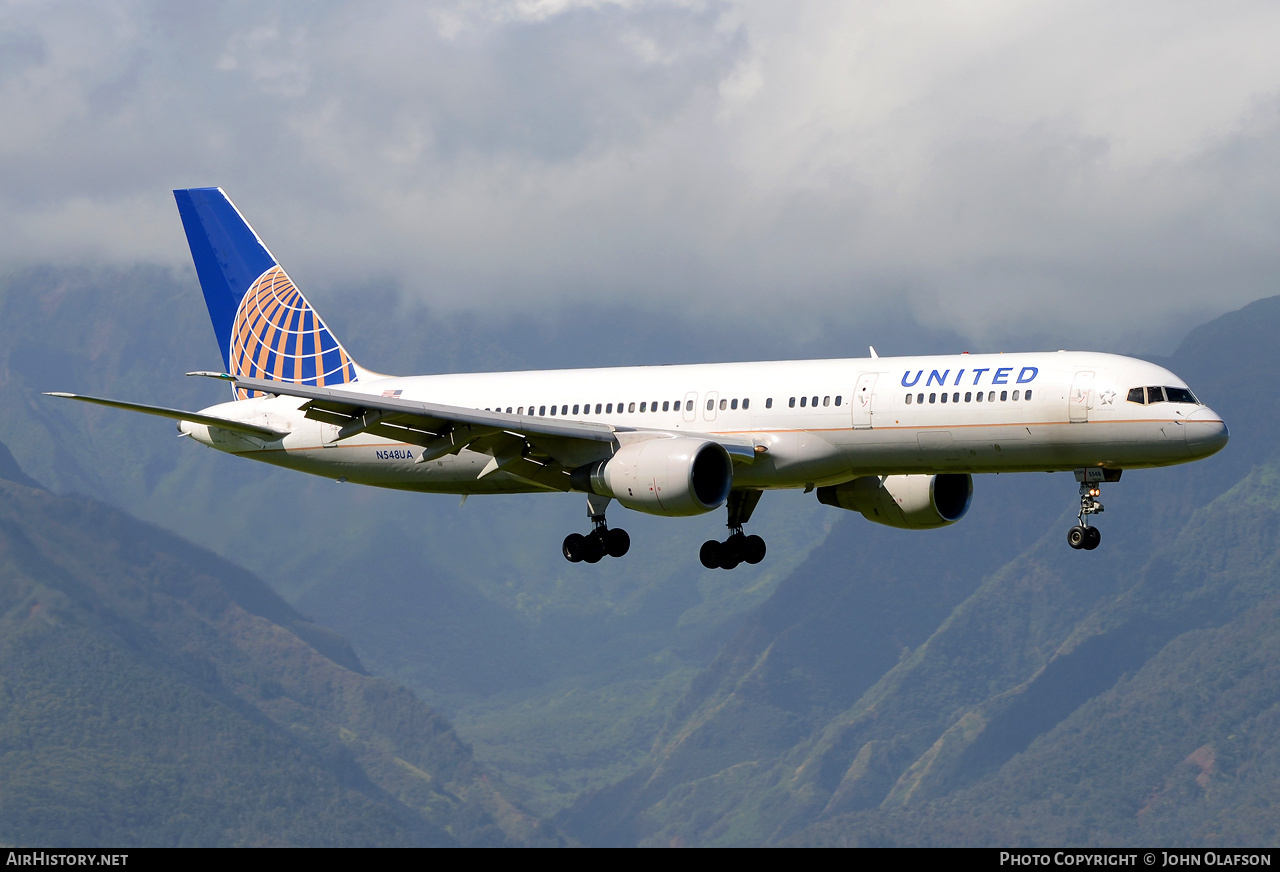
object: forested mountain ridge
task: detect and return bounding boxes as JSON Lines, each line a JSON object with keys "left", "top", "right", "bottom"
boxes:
{"left": 559, "top": 297, "right": 1280, "bottom": 847}
{"left": 0, "top": 451, "right": 559, "bottom": 846}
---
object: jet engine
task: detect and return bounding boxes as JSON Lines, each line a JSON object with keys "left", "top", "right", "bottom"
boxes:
{"left": 571, "top": 438, "right": 733, "bottom": 517}
{"left": 816, "top": 473, "right": 972, "bottom": 529}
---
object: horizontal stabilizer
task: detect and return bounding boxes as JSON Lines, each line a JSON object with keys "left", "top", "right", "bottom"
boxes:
{"left": 44, "top": 393, "right": 287, "bottom": 440}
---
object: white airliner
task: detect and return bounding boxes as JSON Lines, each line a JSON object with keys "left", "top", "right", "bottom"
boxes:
{"left": 49, "top": 188, "right": 1228, "bottom": 568}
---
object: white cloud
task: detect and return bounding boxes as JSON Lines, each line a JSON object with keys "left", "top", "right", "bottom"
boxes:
{"left": 0, "top": 0, "right": 1278, "bottom": 347}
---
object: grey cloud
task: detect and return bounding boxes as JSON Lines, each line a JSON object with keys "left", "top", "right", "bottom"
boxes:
{"left": 0, "top": 0, "right": 1278, "bottom": 352}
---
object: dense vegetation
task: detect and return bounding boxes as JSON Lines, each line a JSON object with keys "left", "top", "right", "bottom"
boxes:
{"left": 0, "top": 453, "right": 557, "bottom": 846}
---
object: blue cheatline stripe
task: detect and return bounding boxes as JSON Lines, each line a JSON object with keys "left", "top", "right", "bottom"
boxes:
{"left": 174, "top": 188, "right": 277, "bottom": 370}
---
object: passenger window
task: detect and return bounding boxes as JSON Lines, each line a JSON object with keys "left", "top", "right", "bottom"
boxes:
{"left": 686, "top": 400, "right": 694, "bottom": 411}
{"left": 964, "top": 392, "right": 972, "bottom": 402}
{"left": 506, "top": 407, "right": 512, "bottom": 413}
{"left": 595, "top": 403, "right": 602, "bottom": 414}
{"left": 1146, "top": 386, "right": 1165, "bottom": 403}
{"left": 1127, "top": 387, "right": 1145, "bottom": 404}
{"left": 640, "top": 402, "right": 647, "bottom": 412}
{"left": 743, "top": 398, "right": 750, "bottom": 410}
{"left": 918, "top": 393, "right": 924, "bottom": 404}
{"left": 518, "top": 406, "right": 524, "bottom": 415}
{"left": 562, "top": 405, "right": 568, "bottom": 415}
{"left": 1000, "top": 391, "right": 1007, "bottom": 401}
{"left": 906, "top": 393, "right": 913, "bottom": 404}
{"left": 941, "top": 392, "right": 948, "bottom": 403}
{"left": 800, "top": 396, "right": 807, "bottom": 407}
{"left": 550, "top": 405, "right": 557, "bottom": 416}
{"left": 1012, "top": 390, "right": 1019, "bottom": 401}
{"left": 707, "top": 399, "right": 714, "bottom": 411}
{"left": 720, "top": 399, "right": 727, "bottom": 411}
{"left": 823, "top": 396, "right": 830, "bottom": 407}
{"left": 811, "top": 396, "right": 819, "bottom": 407}
{"left": 952, "top": 392, "right": 959, "bottom": 403}
{"left": 988, "top": 391, "right": 995, "bottom": 402}
{"left": 651, "top": 400, "right": 658, "bottom": 411}
{"left": 929, "top": 393, "right": 936, "bottom": 403}
{"left": 1025, "top": 390, "right": 1033, "bottom": 401}
{"left": 975, "top": 391, "right": 983, "bottom": 402}
{"left": 606, "top": 403, "right": 613, "bottom": 413}
{"left": 539, "top": 405, "right": 546, "bottom": 416}
{"left": 789, "top": 397, "right": 796, "bottom": 408}
{"left": 834, "top": 396, "right": 841, "bottom": 406}
{"left": 573, "top": 404, "right": 580, "bottom": 415}
{"left": 662, "top": 401, "right": 669, "bottom": 411}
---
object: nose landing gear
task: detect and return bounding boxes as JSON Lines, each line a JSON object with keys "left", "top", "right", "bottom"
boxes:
{"left": 1068, "top": 468, "right": 1121, "bottom": 551}
{"left": 700, "top": 489, "right": 767, "bottom": 570}
{"left": 563, "top": 494, "right": 630, "bottom": 563}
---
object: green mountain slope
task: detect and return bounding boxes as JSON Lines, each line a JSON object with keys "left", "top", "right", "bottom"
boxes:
{"left": 0, "top": 454, "right": 557, "bottom": 847}
{"left": 559, "top": 296, "right": 1280, "bottom": 846}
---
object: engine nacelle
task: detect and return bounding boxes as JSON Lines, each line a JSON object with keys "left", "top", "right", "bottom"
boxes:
{"left": 816, "top": 473, "right": 972, "bottom": 529}
{"left": 571, "top": 438, "right": 733, "bottom": 517}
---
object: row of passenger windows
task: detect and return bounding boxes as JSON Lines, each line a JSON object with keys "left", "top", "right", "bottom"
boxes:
{"left": 481, "top": 395, "right": 848, "bottom": 416}
{"left": 1127, "top": 386, "right": 1198, "bottom": 405}
{"left": 905, "top": 390, "right": 1031, "bottom": 405}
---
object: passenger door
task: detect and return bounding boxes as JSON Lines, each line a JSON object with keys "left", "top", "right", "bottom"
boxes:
{"left": 852, "top": 372, "right": 879, "bottom": 429}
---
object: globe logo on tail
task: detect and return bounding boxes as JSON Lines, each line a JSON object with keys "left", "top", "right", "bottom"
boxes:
{"left": 229, "top": 266, "right": 357, "bottom": 400}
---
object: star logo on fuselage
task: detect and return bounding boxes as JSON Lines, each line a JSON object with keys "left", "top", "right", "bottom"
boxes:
{"left": 1099, "top": 389, "right": 1116, "bottom": 406}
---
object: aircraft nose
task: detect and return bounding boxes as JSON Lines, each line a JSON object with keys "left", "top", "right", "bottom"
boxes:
{"left": 1185, "top": 407, "right": 1229, "bottom": 458}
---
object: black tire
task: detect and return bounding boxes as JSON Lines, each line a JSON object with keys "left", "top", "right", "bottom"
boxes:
{"left": 719, "top": 555, "right": 741, "bottom": 570}
{"left": 1083, "top": 526, "right": 1101, "bottom": 550}
{"left": 699, "top": 539, "right": 722, "bottom": 569}
{"left": 563, "top": 533, "right": 585, "bottom": 562}
{"left": 1067, "top": 526, "right": 1086, "bottom": 550}
{"left": 744, "top": 535, "right": 766, "bottom": 565}
{"left": 605, "top": 528, "right": 631, "bottom": 558}
{"left": 722, "top": 534, "right": 745, "bottom": 563}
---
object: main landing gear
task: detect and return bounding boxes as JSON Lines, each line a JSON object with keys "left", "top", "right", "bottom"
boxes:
{"left": 1067, "top": 468, "right": 1121, "bottom": 551}
{"left": 563, "top": 494, "right": 630, "bottom": 563}
{"left": 700, "top": 489, "right": 767, "bottom": 570}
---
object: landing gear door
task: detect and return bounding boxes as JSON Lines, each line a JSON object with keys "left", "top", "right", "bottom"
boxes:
{"left": 1069, "top": 371, "right": 1095, "bottom": 423}
{"left": 853, "top": 372, "right": 878, "bottom": 430}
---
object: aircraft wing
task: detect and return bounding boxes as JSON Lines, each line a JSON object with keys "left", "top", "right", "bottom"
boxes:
{"left": 45, "top": 392, "right": 288, "bottom": 440}
{"left": 230, "top": 377, "right": 760, "bottom": 471}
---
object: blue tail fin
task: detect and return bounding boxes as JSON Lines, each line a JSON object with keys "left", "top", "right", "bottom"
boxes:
{"left": 174, "top": 188, "right": 362, "bottom": 400}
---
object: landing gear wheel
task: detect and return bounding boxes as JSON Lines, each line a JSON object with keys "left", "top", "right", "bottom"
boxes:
{"left": 583, "top": 531, "right": 606, "bottom": 563}
{"left": 605, "top": 528, "right": 630, "bottom": 558}
{"left": 699, "top": 540, "right": 722, "bottom": 569}
{"left": 1083, "top": 526, "right": 1101, "bottom": 550}
{"left": 1067, "top": 526, "right": 1086, "bottom": 550}
{"left": 563, "top": 533, "right": 585, "bottom": 562}
{"left": 743, "top": 534, "right": 766, "bottom": 565}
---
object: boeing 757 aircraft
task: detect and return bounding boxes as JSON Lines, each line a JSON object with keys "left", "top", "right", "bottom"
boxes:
{"left": 49, "top": 188, "right": 1228, "bottom": 568}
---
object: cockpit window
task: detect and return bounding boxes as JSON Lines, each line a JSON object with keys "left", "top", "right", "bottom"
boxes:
{"left": 1127, "top": 385, "right": 1199, "bottom": 405}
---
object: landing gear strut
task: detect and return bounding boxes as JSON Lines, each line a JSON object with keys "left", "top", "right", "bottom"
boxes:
{"left": 700, "top": 489, "right": 767, "bottom": 570}
{"left": 563, "top": 494, "right": 630, "bottom": 563}
{"left": 1067, "top": 468, "right": 1120, "bottom": 551}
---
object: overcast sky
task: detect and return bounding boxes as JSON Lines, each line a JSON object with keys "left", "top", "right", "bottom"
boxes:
{"left": 3, "top": 0, "right": 1279, "bottom": 349}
